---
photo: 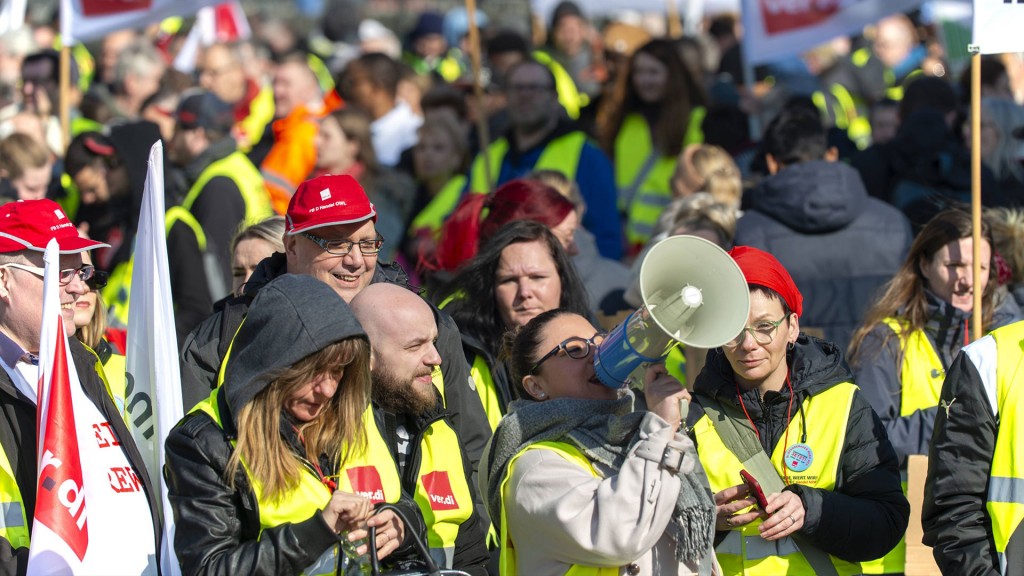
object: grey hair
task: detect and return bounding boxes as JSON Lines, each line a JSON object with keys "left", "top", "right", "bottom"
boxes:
{"left": 113, "top": 41, "right": 163, "bottom": 91}
{"left": 981, "top": 97, "right": 1024, "bottom": 183}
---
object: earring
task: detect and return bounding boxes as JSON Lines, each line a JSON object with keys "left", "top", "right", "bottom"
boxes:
{"left": 787, "top": 341, "right": 795, "bottom": 352}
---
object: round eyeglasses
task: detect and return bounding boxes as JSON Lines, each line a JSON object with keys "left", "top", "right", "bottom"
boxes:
{"left": 726, "top": 315, "right": 788, "bottom": 347}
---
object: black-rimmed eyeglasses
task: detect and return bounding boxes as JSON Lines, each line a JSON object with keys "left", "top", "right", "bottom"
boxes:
{"left": 530, "top": 334, "right": 606, "bottom": 375}
{"left": 300, "top": 232, "right": 384, "bottom": 256}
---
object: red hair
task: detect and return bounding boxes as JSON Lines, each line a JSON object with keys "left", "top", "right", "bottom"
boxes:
{"left": 426, "top": 179, "right": 576, "bottom": 272}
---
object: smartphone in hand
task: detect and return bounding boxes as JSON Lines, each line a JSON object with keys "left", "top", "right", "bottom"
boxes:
{"left": 740, "top": 469, "right": 770, "bottom": 511}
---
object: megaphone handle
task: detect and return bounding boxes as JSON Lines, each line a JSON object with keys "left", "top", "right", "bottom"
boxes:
{"left": 678, "top": 397, "right": 690, "bottom": 433}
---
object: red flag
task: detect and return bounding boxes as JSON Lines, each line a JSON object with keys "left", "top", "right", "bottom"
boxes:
{"left": 33, "top": 316, "right": 89, "bottom": 560}
{"left": 79, "top": 0, "right": 153, "bottom": 17}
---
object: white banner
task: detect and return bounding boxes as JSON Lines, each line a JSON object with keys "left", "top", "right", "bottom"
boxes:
{"left": 60, "top": 0, "right": 222, "bottom": 45}
{"left": 125, "top": 141, "right": 184, "bottom": 576}
{"left": 973, "top": 0, "right": 1024, "bottom": 55}
{"left": 742, "top": 0, "right": 924, "bottom": 65}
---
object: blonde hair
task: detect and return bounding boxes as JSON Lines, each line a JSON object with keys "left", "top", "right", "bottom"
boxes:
{"left": 654, "top": 192, "right": 737, "bottom": 247}
{"left": 232, "top": 216, "right": 286, "bottom": 254}
{"left": 225, "top": 338, "right": 371, "bottom": 501}
{"left": 989, "top": 207, "right": 1024, "bottom": 285}
{"left": 0, "top": 132, "right": 50, "bottom": 179}
{"left": 76, "top": 291, "right": 108, "bottom": 351}
{"left": 526, "top": 168, "right": 586, "bottom": 216}
{"left": 676, "top": 144, "right": 742, "bottom": 209}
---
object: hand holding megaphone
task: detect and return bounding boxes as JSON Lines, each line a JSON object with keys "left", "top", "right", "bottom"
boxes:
{"left": 593, "top": 235, "right": 750, "bottom": 389}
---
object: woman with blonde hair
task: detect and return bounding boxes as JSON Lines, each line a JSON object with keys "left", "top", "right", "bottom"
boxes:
{"left": 230, "top": 216, "right": 285, "bottom": 295}
{"left": 166, "top": 274, "right": 423, "bottom": 574}
{"left": 671, "top": 144, "right": 743, "bottom": 211}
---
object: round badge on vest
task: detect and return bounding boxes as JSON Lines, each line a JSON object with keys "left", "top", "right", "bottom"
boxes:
{"left": 784, "top": 443, "right": 814, "bottom": 472}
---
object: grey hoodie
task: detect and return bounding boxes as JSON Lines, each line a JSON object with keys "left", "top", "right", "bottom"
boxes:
{"left": 221, "top": 273, "right": 367, "bottom": 423}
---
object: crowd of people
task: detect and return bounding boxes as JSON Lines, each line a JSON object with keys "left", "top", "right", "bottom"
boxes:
{"left": 1, "top": 1, "right": 1024, "bottom": 575}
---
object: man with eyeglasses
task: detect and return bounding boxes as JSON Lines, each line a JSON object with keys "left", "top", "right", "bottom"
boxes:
{"left": 466, "top": 58, "right": 622, "bottom": 260}
{"left": 181, "top": 174, "right": 491, "bottom": 485}
{"left": 0, "top": 199, "right": 161, "bottom": 574}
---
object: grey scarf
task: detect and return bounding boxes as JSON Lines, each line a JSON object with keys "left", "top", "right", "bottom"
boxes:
{"left": 481, "top": 394, "right": 716, "bottom": 572}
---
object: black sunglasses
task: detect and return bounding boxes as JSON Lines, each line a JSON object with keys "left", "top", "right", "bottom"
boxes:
{"left": 86, "top": 270, "right": 109, "bottom": 291}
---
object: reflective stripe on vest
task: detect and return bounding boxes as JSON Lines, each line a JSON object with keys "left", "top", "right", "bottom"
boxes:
{"left": 191, "top": 390, "right": 342, "bottom": 576}
{"left": 987, "top": 322, "right": 1024, "bottom": 574}
{"left": 409, "top": 175, "right": 468, "bottom": 236}
{"left": 693, "top": 383, "right": 862, "bottom": 575}
{"left": 0, "top": 444, "right": 29, "bottom": 550}
{"left": 882, "top": 318, "right": 945, "bottom": 417}
{"left": 103, "top": 206, "right": 208, "bottom": 328}
{"left": 468, "top": 132, "right": 587, "bottom": 195}
{"left": 470, "top": 354, "right": 502, "bottom": 432}
{"left": 499, "top": 441, "right": 617, "bottom": 576}
{"left": 614, "top": 110, "right": 705, "bottom": 246}
{"left": 411, "top": 403, "right": 474, "bottom": 567}
{"left": 182, "top": 151, "right": 272, "bottom": 226}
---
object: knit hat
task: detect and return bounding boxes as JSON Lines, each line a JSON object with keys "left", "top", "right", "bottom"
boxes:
{"left": 0, "top": 200, "right": 109, "bottom": 254}
{"left": 286, "top": 174, "right": 377, "bottom": 235}
{"left": 728, "top": 245, "right": 803, "bottom": 316}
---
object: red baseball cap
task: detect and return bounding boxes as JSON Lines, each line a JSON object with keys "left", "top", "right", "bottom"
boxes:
{"left": 0, "top": 200, "right": 110, "bottom": 254}
{"left": 286, "top": 174, "right": 377, "bottom": 235}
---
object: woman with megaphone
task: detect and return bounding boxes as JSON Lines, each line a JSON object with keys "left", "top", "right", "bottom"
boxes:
{"left": 686, "top": 246, "right": 909, "bottom": 576}
{"left": 480, "top": 308, "right": 720, "bottom": 575}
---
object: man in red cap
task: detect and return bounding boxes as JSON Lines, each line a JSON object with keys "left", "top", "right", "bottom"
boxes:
{"left": 180, "top": 174, "right": 491, "bottom": 484}
{"left": 0, "top": 199, "right": 161, "bottom": 574}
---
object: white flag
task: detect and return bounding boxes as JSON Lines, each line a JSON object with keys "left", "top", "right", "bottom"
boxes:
{"left": 973, "top": 0, "right": 1024, "bottom": 54}
{"left": 125, "top": 141, "right": 184, "bottom": 576}
{"left": 60, "top": 0, "right": 223, "bottom": 45}
{"left": 742, "top": 0, "right": 923, "bottom": 65}
{"left": 0, "top": 0, "right": 26, "bottom": 35}
{"left": 27, "top": 239, "right": 92, "bottom": 573}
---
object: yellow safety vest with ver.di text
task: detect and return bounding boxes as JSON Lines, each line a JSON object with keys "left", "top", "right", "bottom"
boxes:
{"left": 499, "top": 441, "right": 617, "bottom": 576}
{"left": 468, "top": 132, "right": 587, "bottom": 195}
{"left": 987, "top": 321, "right": 1024, "bottom": 573}
{"left": 692, "top": 383, "right": 863, "bottom": 575}
{"left": 191, "top": 390, "right": 346, "bottom": 576}
{"left": 410, "top": 368, "right": 476, "bottom": 568}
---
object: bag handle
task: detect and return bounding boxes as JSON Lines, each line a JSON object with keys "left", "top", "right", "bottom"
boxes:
{"left": 368, "top": 504, "right": 442, "bottom": 576}
{"left": 701, "top": 396, "right": 841, "bottom": 576}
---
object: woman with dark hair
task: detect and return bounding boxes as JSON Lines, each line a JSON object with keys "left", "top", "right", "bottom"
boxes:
{"left": 598, "top": 38, "right": 707, "bottom": 255}
{"left": 425, "top": 178, "right": 579, "bottom": 275}
{"left": 314, "top": 106, "right": 415, "bottom": 262}
{"left": 479, "top": 308, "right": 718, "bottom": 575}
{"left": 847, "top": 208, "right": 1020, "bottom": 572}
{"left": 165, "top": 274, "right": 424, "bottom": 575}
{"left": 689, "top": 246, "right": 908, "bottom": 574}
{"left": 434, "top": 220, "right": 589, "bottom": 430}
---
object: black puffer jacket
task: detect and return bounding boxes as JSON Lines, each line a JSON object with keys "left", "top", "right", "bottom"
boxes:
{"left": 735, "top": 160, "right": 912, "bottom": 353}
{"left": 687, "top": 334, "right": 909, "bottom": 562}
{"left": 165, "top": 274, "right": 426, "bottom": 575}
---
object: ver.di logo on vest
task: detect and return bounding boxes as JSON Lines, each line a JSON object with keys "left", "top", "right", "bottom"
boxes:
{"left": 346, "top": 466, "right": 386, "bottom": 504}
{"left": 421, "top": 471, "right": 459, "bottom": 511}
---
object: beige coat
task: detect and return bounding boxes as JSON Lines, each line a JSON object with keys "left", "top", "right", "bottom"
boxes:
{"left": 503, "top": 413, "right": 715, "bottom": 576}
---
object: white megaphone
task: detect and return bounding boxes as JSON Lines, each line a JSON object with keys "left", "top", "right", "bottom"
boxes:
{"left": 594, "top": 235, "right": 751, "bottom": 389}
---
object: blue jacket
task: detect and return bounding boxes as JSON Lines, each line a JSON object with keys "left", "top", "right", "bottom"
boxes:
{"left": 734, "top": 160, "right": 912, "bottom": 352}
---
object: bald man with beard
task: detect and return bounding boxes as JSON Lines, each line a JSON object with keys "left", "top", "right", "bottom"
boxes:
{"left": 352, "top": 284, "right": 491, "bottom": 576}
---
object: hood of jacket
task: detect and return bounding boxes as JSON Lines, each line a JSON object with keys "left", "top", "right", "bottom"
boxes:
{"left": 694, "top": 334, "right": 853, "bottom": 414}
{"left": 750, "top": 160, "right": 869, "bottom": 234}
{"left": 221, "top": 273, "right": 367, "bottom": 429}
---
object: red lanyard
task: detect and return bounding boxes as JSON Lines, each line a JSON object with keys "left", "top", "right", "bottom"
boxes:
{"left": 735, "top": 373, "right": 796, "bottom": 485}
{"left": 295, "top": 426, "right": 338, "bottom": 492}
